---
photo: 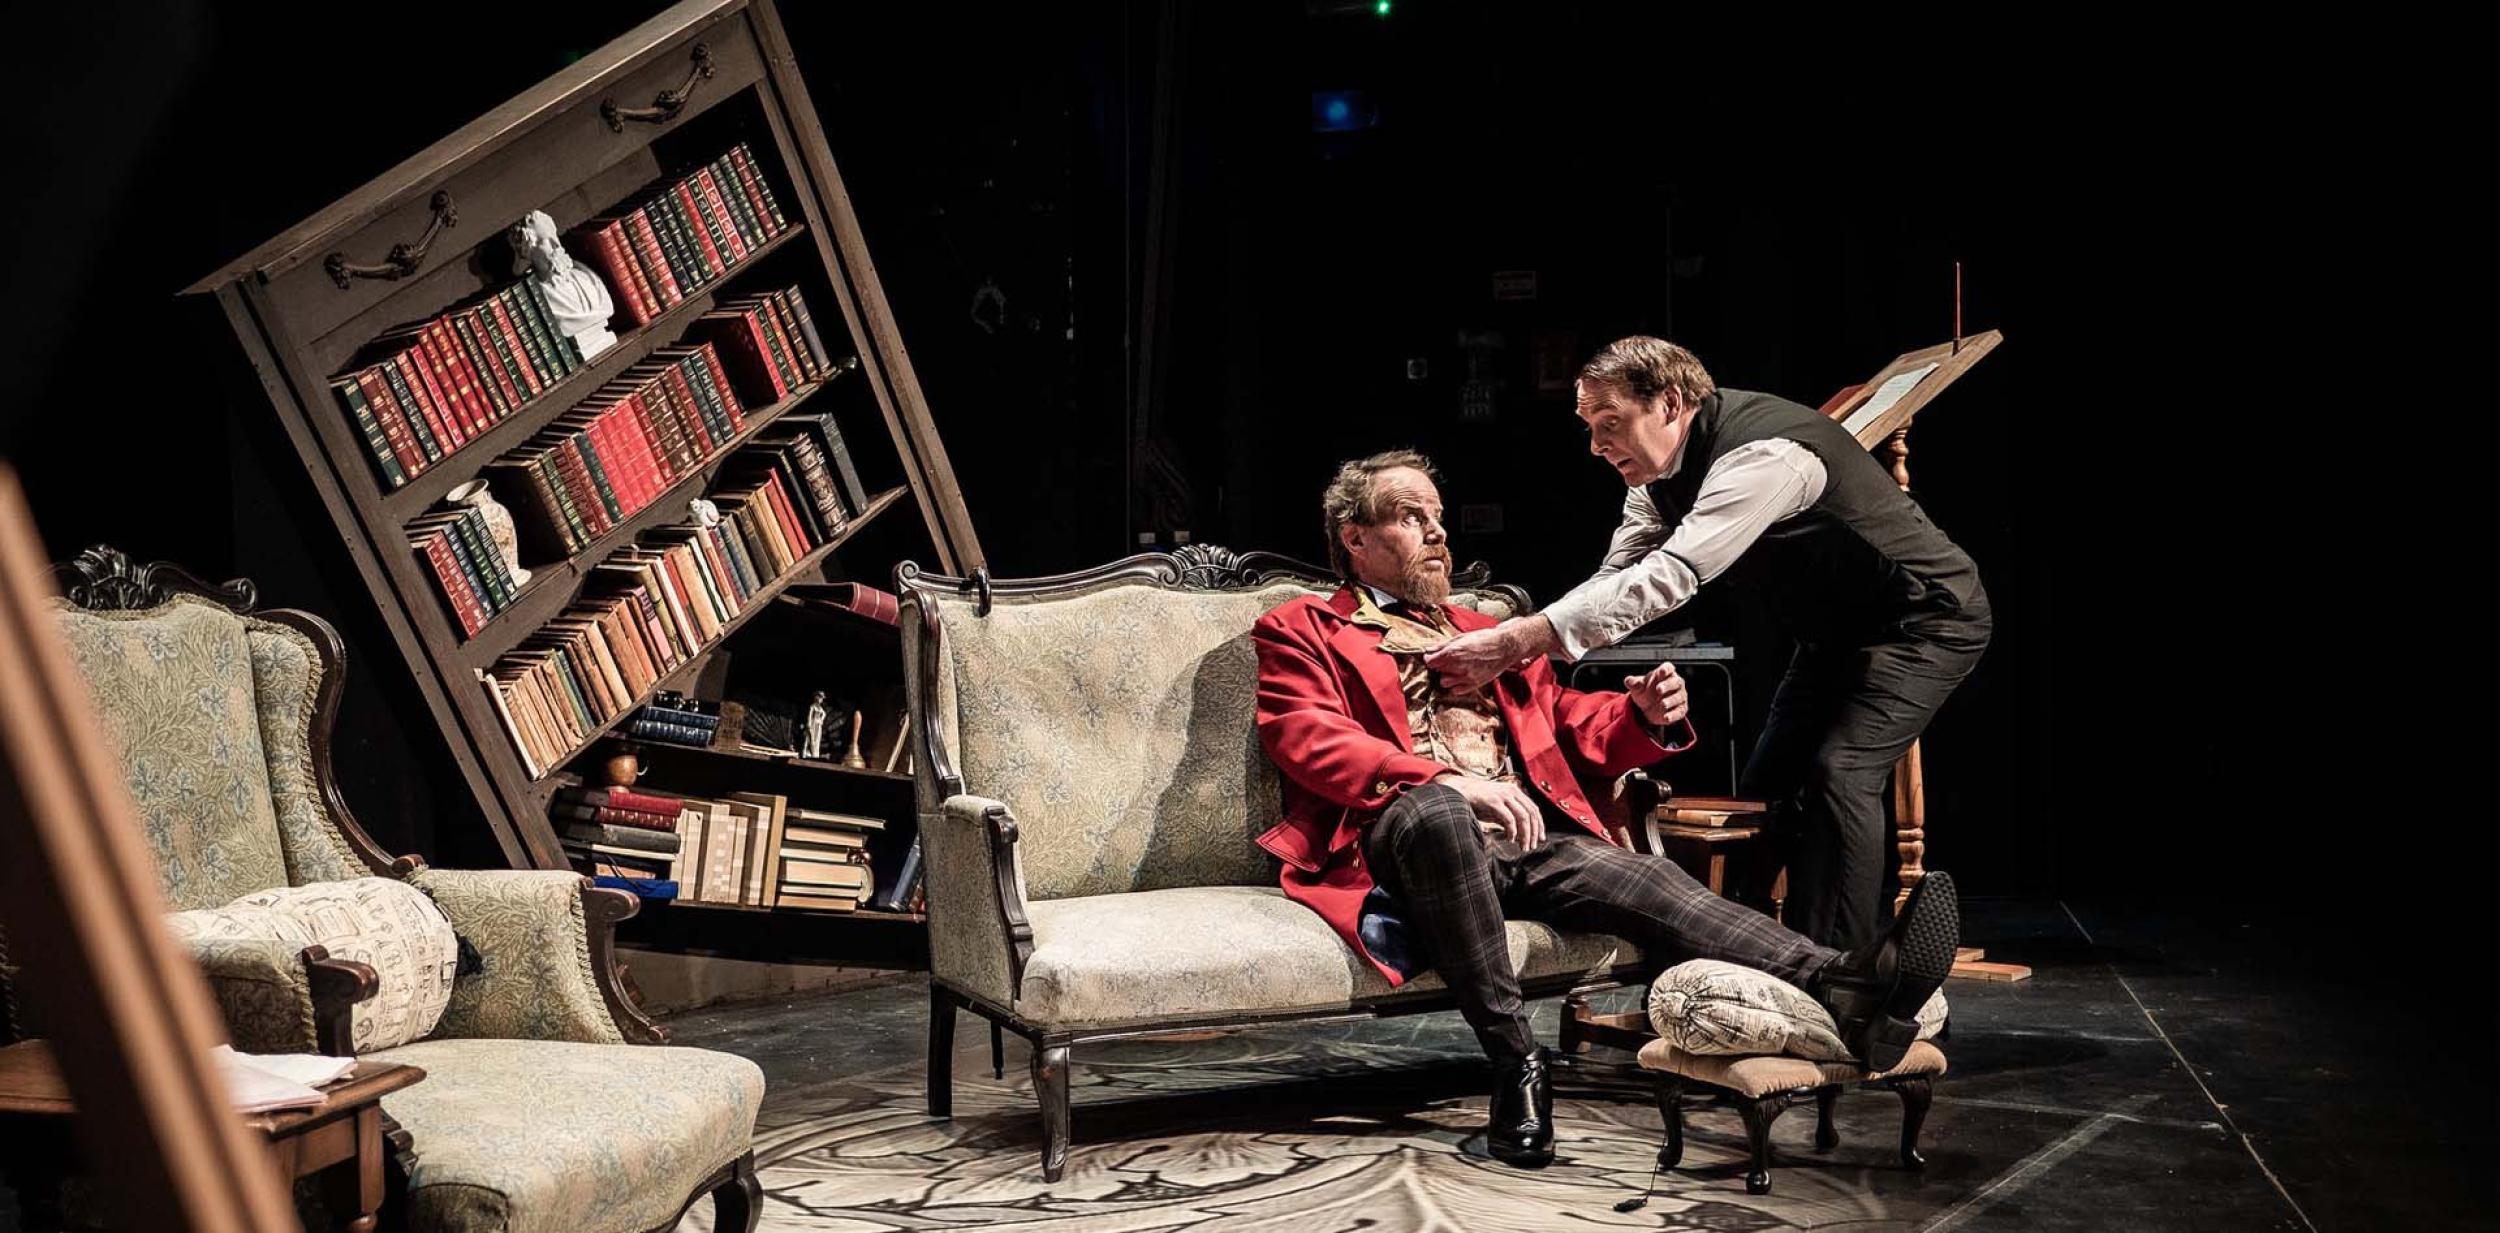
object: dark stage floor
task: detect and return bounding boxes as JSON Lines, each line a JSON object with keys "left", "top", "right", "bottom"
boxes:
{"left": 661, "top": 898, "right": 2497, "bottom": 1232}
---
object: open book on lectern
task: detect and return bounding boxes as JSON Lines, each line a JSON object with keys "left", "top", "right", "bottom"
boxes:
{"left": 1821, "top": 329, "right": 2003, "bottom": 448}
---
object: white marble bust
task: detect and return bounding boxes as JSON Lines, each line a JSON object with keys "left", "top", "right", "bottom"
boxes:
{"left": 510, "top": 209, "right": 617, "bottom": 360}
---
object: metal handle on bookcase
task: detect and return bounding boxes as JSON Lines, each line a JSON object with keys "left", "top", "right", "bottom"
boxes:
{"left": 602, "top": 42, "right": 714, "bottom": 131}
{"left": 323, "top": 191, "right": 459, "bottom": 289}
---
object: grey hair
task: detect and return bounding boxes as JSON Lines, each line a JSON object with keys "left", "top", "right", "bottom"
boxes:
{"left": 1320, "top": 449, "right": 1439, "bottom": 578}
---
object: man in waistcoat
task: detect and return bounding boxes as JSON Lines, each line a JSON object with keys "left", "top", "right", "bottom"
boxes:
{"left": 1255, "top": 449, "right": 1960, "bottom": 1168}
{"left": 1424, "top": 337, "right": 1992, "bottom": 953}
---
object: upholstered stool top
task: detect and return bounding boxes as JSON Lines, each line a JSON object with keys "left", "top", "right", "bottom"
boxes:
{"left": 1636, "top": 1037, "right": 1949, "bottom": 1099}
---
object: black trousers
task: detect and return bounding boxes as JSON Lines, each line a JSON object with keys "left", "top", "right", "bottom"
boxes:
{"left": 1741, "top": 632, "right": 1986, "bottom": 952}
{"left": 1362, "top": 782, "right": 1834, "bottom": 1064}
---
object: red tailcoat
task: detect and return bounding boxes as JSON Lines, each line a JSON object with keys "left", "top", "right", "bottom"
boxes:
{"left": 1251, "top": 587, "right": 1690, "bottom": 984}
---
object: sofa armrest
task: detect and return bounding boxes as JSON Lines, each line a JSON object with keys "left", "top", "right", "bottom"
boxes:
{"left": 923, "top": 794, "right": 1033, "bottom": 1010}
{"left": 407, "top": 868, "right": 635, "bottom": 1045}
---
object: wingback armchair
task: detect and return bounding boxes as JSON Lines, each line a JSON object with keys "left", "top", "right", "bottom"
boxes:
{"left": 13, "top": 547, "right": 765, "bottom": 1233}
{"left": 899, "top": 546, "right": 1656, "bottom": 1180}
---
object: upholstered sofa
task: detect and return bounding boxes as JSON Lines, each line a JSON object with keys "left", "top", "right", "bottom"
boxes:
{"left": 900, "top": 546, "right": 1655, "bottom": 1180}
{"left": 16, "top": 548, "right": 764, "bottom": 1233}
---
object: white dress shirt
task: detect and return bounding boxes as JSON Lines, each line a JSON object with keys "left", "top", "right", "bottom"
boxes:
{"left": 1541, "top": 436, "right": 1829, "bottom": 660}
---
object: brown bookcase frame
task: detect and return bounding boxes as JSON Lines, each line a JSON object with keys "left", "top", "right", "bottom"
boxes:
{"left": 183, "top": 0, "right": 983, "bottom": 872}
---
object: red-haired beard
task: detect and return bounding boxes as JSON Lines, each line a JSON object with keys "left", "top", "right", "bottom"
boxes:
{"left": 1397, "top": 548, "right": 1453, "bottom": 606}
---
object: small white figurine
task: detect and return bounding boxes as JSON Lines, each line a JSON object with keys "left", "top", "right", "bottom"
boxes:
{"left": 802, "top": 690, "right": 829, "bottom": 759}
{"left": 509, "top": 209, "right": 617, "bottom": 361}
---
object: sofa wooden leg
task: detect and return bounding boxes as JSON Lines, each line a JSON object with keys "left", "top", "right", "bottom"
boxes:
{"left": 1893, "top": 1076, "right": 1933, "bottom": 1171}
{"left": 1033, "top": 1043, "right": 1072, "bottom": 1182}
{"left": 928, "top": 985, "right": 957, "bottom": 1118}
{"left": 992, "top": 1020, "right": 1006, "bottom": 1080}
{"left": 1738, "top": 1095, "right": 1784, "bottom": 1195}
{"left": 1653, "top": 1075, "right": 1684, "bottom": 1169}
{"left": 1813, "top": 1084, "right": 1841, "bottom": 1152}
{"left": 711, "top": 1151, "right": 762, "bottom": 1233}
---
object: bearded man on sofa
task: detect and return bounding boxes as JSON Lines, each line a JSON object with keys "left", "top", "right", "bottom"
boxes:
{"left": 1251, "top": 449, "right": 1959, "bottom": 1168}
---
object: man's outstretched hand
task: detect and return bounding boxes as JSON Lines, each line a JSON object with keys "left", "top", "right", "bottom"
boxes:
{"left": 1624, "top": 662, "right": 1688, "bottom": 727}
{"left": 1425, "top": 615, "right": 1562, "bottom": 693}
{"left": 1435, "top": 773, "right": 1545, "bottom": 850}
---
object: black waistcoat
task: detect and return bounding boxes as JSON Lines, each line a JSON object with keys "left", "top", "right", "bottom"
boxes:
{"left": 1645, "top": 388, "right": 1990, "bottom": 647}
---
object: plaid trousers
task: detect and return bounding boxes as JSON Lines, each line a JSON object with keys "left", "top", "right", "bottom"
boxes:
{"left": 1362, "top": 781, "right": 1835, "bottom": 1063}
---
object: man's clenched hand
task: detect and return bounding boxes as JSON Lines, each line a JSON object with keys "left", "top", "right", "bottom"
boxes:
{"left": 1424, "top": 615, "right": 1561, "bottom": 693}
{"left": 1624, "top": 662, "right": 1688, "bottom": 727}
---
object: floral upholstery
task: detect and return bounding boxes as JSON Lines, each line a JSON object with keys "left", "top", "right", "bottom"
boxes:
{"left": 365, "top": 1038, "right": 763, "bottom": 1233}
{"left": 168, "top": 878, "right": 460, "bottom": 1052}
{"left": 933, "top": 582, "right": 1321, "bottom": 901}
{"left": 242, "top": 622, "right": 361, "bottom": 887}
{"left": 54, "top": 597, "right": 293, "bottom": 910}
{"left": 184, "top": 936, "right": 321, "bottom": 1054}
{"left": 920, "top": 794, "right": 1026, "bottom": 1010}
{"left": 410, "top": 868, "right": 624, "bottom": 1045}
{"left": 1017, "top": 885, "right": 1640, "bottom": 1028}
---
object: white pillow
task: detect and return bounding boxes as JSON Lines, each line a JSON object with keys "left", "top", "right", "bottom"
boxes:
{"left": 1647, "top": 958, "right": 1948, "bottom": 1060}
{"left": 168, "top": 877, "right": 460, "bottom": 1052}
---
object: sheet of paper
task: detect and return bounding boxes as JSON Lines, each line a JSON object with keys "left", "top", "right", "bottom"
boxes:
{"left": 211, "top": 1045, "right": 349, "bottom": 1113}
{"left": 1841, "top": 362, "right": 1941, "bottom": 436}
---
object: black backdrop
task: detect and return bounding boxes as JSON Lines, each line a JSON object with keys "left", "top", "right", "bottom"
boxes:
{"left": 1, "top": 3, "right": 2490, "bottom": 940}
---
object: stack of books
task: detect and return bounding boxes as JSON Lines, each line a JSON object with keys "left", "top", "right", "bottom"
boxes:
{"left": 777, "top": 806, "right": 884, "bottom": 912}
{"left": 329, "top": 281, "right": 588, "bottom": 490}
{"left": 555, "top": 785, "right": 684, "bottom": 894}
{"left": 479, "top": 467, "right": 823, "bottom": 777}
{"left": 629, "top": 692, "right": 721, "bottom": 748}
{"left": 409, "top": 503, "right": 523, "bottom": 637}
{"left": 483, "top": 342, "right": 751, "bottom": 556}
{"left": 574, "top": 143, "right": 791, "bottom": 328}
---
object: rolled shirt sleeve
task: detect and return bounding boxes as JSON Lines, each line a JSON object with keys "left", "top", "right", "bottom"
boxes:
{"left": 1543, "top": 439, "right": 1829, "bottom": 659}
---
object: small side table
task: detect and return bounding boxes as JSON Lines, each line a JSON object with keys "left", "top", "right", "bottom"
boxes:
{"left": 0, "top": 1039, "right": 424, "bottom": 1233}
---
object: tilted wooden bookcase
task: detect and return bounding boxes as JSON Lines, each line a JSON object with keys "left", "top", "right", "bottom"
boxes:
{"left": 184, "top": 0, "right": 983, "bottom": 877}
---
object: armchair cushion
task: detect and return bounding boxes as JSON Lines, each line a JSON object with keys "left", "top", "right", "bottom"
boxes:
{"left": 55, "top": 597, "right": 289, "bottom": 910}
{"left": 410, "top": 868, "right": 624, "bottom": 1044}
{"left": 365, "top": 1038, "right": 763, "bottom": 1233}
{"left": 1014, "top": 884, "right": 1640, "bottom": 1028}
{"left": 167, "top": 877, "right": 459, "bottom": 1052}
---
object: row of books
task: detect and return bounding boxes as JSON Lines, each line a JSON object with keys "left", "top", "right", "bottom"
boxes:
{"left": 481, "top": 340, "right": 751, "bottom": 559}
{"left": 577, "top": 142, "right": 792, "bottom": 328}
{"left": 410, "top": 503, "right": 526, "bottom": 638}
{"left": 479, "top": 461, "right": 827, "bottom": 777}
{"left": 333, "top": 280, "right": 589, "bottom": 491}
{"left": 690, "top": 288, "right": 840, "bottom": 406}
{"left": 562, "top": 786, "right": 890, "bottom": 911}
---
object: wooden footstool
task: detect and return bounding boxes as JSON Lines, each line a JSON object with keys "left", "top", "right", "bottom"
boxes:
{"left": 1636, "top": 1037, "right": 1946, "bottom": 1195}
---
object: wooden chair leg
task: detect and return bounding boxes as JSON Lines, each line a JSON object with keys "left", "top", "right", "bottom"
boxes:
{"left": 710, "top": 1151, "right": 762, "bottom": 1233}
{"left": 1813, "top": 1084, "right": 1842, "bottom": 1152}
{"left": 1893, "top": 1076, "right": 1933, "bottom": 1171}
{"left": 1559, "top": 993, "right": 1591, "bottom": 1055}
{"left": 927, "top": 985, "right": 956, "bottom": 1118}
{"left": 992, "top": 1020, "right": 1006, "bottom": 1079}
{"left": 1653, "top": 1075, "right": 1685, "bottom": 1169}
{"left": 1033, "top": 1043, "right": 1072, "bottom": 1182}
{"left": 1737, "top": 1095, "right": 1785, "bottom": 1195}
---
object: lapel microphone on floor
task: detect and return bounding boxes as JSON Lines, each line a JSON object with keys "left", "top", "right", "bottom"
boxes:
{"left": 1614, "top": 1158, "right": 1663, "bottom": 1212}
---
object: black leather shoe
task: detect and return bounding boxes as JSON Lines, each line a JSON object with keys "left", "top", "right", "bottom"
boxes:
{"left": 1486, "top": 1048, "right": 1555, "bottom": 1167}
{"left": 1811, "top": 871, "right": 1960, "bottom": 1072}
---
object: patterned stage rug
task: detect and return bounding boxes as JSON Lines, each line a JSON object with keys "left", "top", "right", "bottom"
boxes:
{"left": 678, "top": 1029, "right": 1992, "bottom": 1232}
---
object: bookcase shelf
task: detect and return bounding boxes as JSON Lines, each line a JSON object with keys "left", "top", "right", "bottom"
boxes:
{"left": 450, "top": 370, "right": 843, "bottom": 664}
{"left": 376, "top": 223, "right": 811, "bottom": 520}
{"left": 516, "top": 485, "right": 905, "bottom": 786}
{"left": 621, "top": 740, "right": 913, "bottom": 784}
{"left": 188, "top": 0, "right": 983, "bottom": 908}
